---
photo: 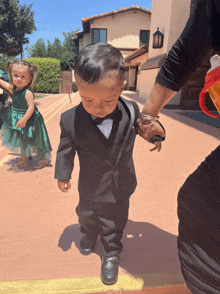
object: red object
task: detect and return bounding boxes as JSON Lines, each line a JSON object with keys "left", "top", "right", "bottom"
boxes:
{"left": 199, "top": 66, "right": 220, "bottom": 118}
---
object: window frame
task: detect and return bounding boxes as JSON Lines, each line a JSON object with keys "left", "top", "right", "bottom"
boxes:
{"left": 139, "top": 30, "right": 150, "bottom": 47}
{"left": 91, "top": 28, "right": 107, "bottom": 44}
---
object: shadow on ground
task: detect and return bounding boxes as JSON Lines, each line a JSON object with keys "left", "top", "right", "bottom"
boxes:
{"left": 58, "top": 219, "right": 184, "bottom": 289}
{"left": 4, "top": 154, "right": 53, "bottom": 172}
{"left": 124, "top": 92, "right": 220, "bottom": 140}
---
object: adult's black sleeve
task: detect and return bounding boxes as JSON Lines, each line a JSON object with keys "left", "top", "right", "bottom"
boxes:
{"left": 156, "top": 0, "right": 218, "bottom": 92}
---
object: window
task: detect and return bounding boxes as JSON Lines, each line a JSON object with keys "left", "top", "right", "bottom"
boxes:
{"left": 140, "top": 30, "right": 150, "bottom": 47}
{"left": 92, "top": 29, "right": 107, "bottom": 44}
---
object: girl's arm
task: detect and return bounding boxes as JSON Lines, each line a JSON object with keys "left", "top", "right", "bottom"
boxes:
{"left": 16, "top": 91, "right": 35, "bottom": 128}
{"left": 0, "top": 79, "right": 13, "bottom": 96}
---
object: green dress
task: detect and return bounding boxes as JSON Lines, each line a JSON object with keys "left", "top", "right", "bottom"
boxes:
{"left": 0, "top": 87, "right": 52, "bottom": 159}
{"left": 0, "top": 69, "right": 9, "bottom": 103}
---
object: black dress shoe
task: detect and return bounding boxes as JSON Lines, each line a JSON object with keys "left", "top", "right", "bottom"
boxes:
{"left": 101, "top": 256, "right": 119, "bottom": 285}
{"left": 79, "top": 236, "right": 96, "bottom": 256}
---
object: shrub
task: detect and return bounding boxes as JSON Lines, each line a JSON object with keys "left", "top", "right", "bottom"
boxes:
{"left": 25, "top": 57, "right": 60, "bottom": 93}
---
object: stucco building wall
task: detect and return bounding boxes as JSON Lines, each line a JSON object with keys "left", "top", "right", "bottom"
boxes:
{"left": 83, "top": 33, "right": 90, "bottom": 47}
{"left": 125, "top": 52, "right": 149, "bottom": 91}
{"left": 139, "top": 0, "right": 191, "bottom": 104}
{"left": 79, "top": 39, "right": 83, "bottom": 51}
{"left": 90, "top": 10, "right": 151, "bottom": 48}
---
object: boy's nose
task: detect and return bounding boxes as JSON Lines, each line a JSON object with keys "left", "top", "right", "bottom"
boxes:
{"left": 95, "top": 103, "right": 104, "bottom": 109}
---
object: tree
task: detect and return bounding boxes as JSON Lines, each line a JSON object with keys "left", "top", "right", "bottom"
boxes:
{"left": 62, "top": 29, "right": 79, "bottom": 54}
{"left": 46, "top": 40, "right": 52, "bottom": 57}
{"left": 0, "top": 54, "right": 14, "bottom": 70}
{"left": 26, "top": 29, "right": 80, "bottom": 70}
{"left": 0, "top": 0, "right": 36, "bottom": 56}
{"left": 61, "top": 29, "right": 79, "bottom": 70}
{"left": 51, "top": 37, "right": 62, "bottom": 60}
{"left": 60, "top": 51, "right": 75, "bottom": 71}
{"left": 26, "top": 38, "right": 46, "bottom": 58}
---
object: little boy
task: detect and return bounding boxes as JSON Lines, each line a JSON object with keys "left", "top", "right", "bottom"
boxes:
{"left": 55, "top": 43, "right": 140, "bottom": 285}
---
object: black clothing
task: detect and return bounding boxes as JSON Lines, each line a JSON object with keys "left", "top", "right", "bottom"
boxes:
{"left": 156, "top": 0, "right": 220, "bottom": 92}
{"left": 155, "top": 1, "right": 220, "bottom": 293}
{"left": 55, "top": 97, "right": 140, "bottom": 203}
{"left": 93, "top": 107, "right": 122, "bottom": 125}
{"left": 76, "top": 199, "right": 129, "bottom": 257}
{"left": 178, "top": 146, "right": 220, "bottom": 294}
{"left": 55, "top": 96, "right": 140, "bottom": 257}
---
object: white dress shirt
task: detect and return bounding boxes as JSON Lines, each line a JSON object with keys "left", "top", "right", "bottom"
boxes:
{"left": 91, "top": 115, "right": 113, "bottom": 139}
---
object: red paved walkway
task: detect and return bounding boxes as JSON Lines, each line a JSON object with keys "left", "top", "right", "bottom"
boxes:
{"left": 1, "top": 91, "right": 219, "bottom": 293}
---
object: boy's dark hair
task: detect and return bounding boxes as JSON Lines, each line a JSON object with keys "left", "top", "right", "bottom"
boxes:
{"left": 74, "top": 43, "right": 125, "bottom": 83}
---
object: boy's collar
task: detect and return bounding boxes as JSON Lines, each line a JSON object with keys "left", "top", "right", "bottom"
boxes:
{"left": 90, "top": 105, "right": 119, "bottom": 120}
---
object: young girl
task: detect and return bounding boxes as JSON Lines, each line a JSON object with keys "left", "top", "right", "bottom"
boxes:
{"left": 0, "top": 60, "right": 52, "bottom": 168}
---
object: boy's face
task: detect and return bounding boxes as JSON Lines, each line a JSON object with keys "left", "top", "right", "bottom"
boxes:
{"left": 75, "top": 73, "right": 126, "bottom": 118}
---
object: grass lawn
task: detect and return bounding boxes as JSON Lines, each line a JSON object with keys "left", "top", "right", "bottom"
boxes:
{"left": 34, "top": 93, "right": 50, "bottom": 99}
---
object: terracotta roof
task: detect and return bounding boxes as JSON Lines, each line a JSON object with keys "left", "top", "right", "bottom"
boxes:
{"left": 75, "top": 30, "right": 84, "bottom": 35}
{"left": 72, "top": 5, "right": 151, "bottom": 40}
{"left": 81, "top": 5, "right": 151, "bottom": 23}
{"left": 124, "top": 44, "right": 149, "bottom": 61}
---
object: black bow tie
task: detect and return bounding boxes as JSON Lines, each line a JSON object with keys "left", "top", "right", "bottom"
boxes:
{"left": 93, "top": 108, "right": 122, "bottom": 125}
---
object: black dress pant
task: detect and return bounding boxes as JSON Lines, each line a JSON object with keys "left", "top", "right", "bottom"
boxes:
{"left": 76, "top": 198, "right": 129, "bottom": 257}
{"left": 177, "top": 145, "right": 220, "bottom": 294}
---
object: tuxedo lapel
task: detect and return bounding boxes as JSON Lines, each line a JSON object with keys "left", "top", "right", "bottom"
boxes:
{"left": 110, "top": 97, "right": 135, "bottom": 163}
{"left": 74, "top": 103, "right": 110, "bottom": 160}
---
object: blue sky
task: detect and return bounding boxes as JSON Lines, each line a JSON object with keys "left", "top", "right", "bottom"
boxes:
{"left": 18, "top": 0, "right": 152, "bottom": 58}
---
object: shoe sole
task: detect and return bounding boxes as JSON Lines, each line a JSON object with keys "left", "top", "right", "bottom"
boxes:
{"left": 79, "top": 248, "right": 93, "bottom": 256}
{"left": 101, "top": 275, "right": 118, "bottom": 285}
{"left": 79, "top": 240, "right": 97, "bottom": 256}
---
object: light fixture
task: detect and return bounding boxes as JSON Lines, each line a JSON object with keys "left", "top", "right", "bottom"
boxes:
{"left": 153, "top": 27, "right": 164, "bottom": 49}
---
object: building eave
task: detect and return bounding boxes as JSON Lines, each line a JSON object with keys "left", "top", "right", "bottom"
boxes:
{"left": 124, "top": 45, "right": 149, "bottom": 62}
{"left": 82, "top": 5, "right": 151, "bottom": 32}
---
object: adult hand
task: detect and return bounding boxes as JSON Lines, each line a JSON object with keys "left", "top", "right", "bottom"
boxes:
{"left": 137, "top": 119, "right": 166, "bottom": 152}
{"left": 58, "top": 180, "right": 71, "bottom": 192}
{"left": 16, "top": 117, "right": 27, "bottom": 128}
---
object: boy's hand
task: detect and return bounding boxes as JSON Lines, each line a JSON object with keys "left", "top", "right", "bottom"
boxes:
{"left": 137, "top": 119, "right": 165, "bottom": 152}
{"left": 58, "top": 180, "right": 71, "bottom": 192}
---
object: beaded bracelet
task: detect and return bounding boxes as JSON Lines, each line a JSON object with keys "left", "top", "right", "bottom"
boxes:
{"left": 137, "top": 113, "right": 160, "bottom": 126}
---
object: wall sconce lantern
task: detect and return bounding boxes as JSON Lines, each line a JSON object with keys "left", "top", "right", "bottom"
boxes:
{"left": 153, "top": 27, "right": 164, "bottom": 49}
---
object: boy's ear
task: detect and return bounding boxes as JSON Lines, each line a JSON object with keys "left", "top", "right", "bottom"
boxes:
{"left": 120, "top": 80, "right": 127, "bottom": 92}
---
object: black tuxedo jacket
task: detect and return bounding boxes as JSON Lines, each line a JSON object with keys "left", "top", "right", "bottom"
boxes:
{"left": 54, "top": 97, "right": 140, "bottom": 203}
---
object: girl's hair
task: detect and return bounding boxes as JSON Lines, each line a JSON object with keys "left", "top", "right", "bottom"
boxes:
{"left": 74, "top": 43, "right": 125, "bottom": 83}
{"left": 5, "top": 59, "right": 38, "bottom": 90}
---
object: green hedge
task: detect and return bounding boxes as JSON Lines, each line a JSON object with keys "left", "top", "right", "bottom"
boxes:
{"left": 25, "top": 58, "right": 60, "bottom": 94}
